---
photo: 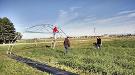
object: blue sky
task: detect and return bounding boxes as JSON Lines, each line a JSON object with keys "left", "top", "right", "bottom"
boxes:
{"left": 0, "top": 0, "right": 135, "bottom": 38}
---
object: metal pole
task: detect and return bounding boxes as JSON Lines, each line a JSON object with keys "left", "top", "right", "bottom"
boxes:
{"left": 94, "top": 27, "right": 96, "bottom": 36}
{"left": 52, "top": 32, "right": 56, "bottom": 49}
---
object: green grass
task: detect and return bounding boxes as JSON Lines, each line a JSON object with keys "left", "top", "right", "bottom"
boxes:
{"left": 0, "top": 45, "right": 50, "bottom": 75}
{"left": 0, "top": 37, "right": 135, "bottom": 75}
{"left": 0, "top": 58, "right": 49, "bottom": 75}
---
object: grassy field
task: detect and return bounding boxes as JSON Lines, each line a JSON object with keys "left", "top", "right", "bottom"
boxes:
{"left": 0, "top": 46, "right": 50, "bottom": 75}
{"left": 0, "top": 37, "right": 135, "bottom": 75}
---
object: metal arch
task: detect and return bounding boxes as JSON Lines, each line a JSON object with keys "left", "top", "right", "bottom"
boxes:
{"left": 25, "top": 24, "right": 54, "bottom": 34}
{"left": 26, "top": 24, "right": 53, "bottom": 30}
{"left": 24, "top": 24, "right": 65, "bottom": 35}
{"left": 7, "top": 23, "right": 69, "bottom": 54}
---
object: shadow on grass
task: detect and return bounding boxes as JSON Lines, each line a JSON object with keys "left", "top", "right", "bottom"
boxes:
{"left": 8, "top": 53, "right": 78, "bottom": 75}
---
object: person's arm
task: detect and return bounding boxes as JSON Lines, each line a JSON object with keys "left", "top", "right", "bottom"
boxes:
{"left": 100, "top": 39, "right": 102, "bottom": 46}
{"left": 64, "top": 40, "right": 65, "bottom": 45}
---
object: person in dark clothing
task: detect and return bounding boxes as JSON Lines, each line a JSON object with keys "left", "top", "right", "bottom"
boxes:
{"left": 96, "top": 37, "right": 101, "bottom": 49}
{"left": 64, "top": 37, "right": 70, "bottom": 53}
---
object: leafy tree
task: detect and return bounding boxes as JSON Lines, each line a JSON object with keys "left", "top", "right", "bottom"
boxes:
{"left": 15, "top": 32, "right": 23, "bottom": 40}
{"left": 0, "top": 17, "right": 18, "bottom": 44}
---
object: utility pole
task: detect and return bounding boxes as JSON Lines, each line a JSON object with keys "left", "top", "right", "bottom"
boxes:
{"left": 94, "top": 27, "right": 96, "bottom": 36}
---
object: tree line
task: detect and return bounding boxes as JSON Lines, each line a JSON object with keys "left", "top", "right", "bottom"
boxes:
{"left": 0, "top": 17, "right": 22, "bottom": 44}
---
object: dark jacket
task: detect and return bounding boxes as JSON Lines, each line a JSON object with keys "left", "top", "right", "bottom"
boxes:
{"left": 64, "top": 38, "right": 70, "bottom": 47}
{"left": 97, "top": 38, "right": 101, "bottom": 44}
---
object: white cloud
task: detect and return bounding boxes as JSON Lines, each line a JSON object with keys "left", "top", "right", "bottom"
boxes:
{"left": 22, "top": 33, "right": 52, "bottom": 39}
{"left": 117, "top": 10, "right": 135, "bottom": 15}
{"left": 56, "top": 9, "right": 135, "bottom": 36}
{"left": 128, "top": 12, "right": 135, "bottom": 17}
{"left": 59, "top": 10, "right": 67, "bottom": 16}
{"left": 70, "top": 6, "right": 81, "bottom": 11}
{"left": 94, "top": 11, "right": 135, "bottom": 26}
{"left": 83, "top": 16, "right": 97, "bottom": 22}
{"left": 92, "top": 11, "right": 135, "bottom": 34}
{"left": 55, "top": 8, "right": 79, "bottom": 25}
{"left": 22, "top": 9, "right": 135, "bottom": 39}
{"left": 95, "top": 15, "right": 128, "bottom": 25}
{"left": 96, "top": 24, "right": 135, "bottom": 34}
